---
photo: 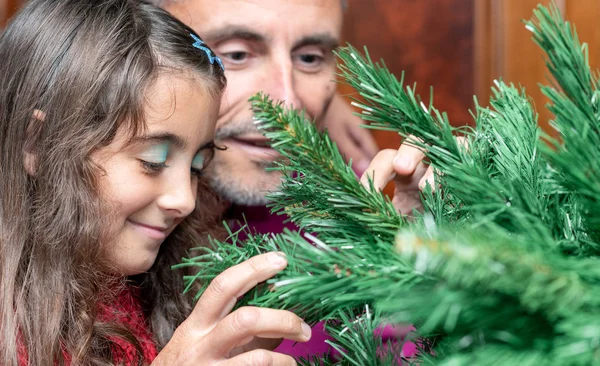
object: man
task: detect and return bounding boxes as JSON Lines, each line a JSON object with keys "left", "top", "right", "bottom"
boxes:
{"left": 160, "top": 0, "right": 377, "bottom": 208}
{"left": 156, "top": 0, "right": 428, "bottom": 360}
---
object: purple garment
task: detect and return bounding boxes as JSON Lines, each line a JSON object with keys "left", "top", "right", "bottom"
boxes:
{"left": 228, "top": 204, "right": 418, "bottom": 361}
{"left": 227, "top": 204, "right": 332, "bottom": 358}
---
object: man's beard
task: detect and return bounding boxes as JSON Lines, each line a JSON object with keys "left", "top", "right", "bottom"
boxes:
{"left": 207, "top": 120, "right": 282, "bottom": 206}
{"left": 205, "top": 160, "right": 281, "bottom": 206}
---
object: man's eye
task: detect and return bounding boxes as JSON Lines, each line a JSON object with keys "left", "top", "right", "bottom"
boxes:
{"left": 299, "top": 54, "right": 321, "bottom": 64}
{"left": 293, "top": 51, "right": 326, "bottom": 73}
{"left": 222, "top": 51, "right": 248, "bottom": 63}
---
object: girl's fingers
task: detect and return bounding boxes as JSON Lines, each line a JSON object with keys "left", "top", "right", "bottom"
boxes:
{"left": 189, "top": 252, "right": 288, "bottom": 329}
{"left": 360, "top": 149, "right": 397, "bottom": 191}
{"left": 207, "top": 307, "right": 311, "bottom": 358}
{"left": 228, "top": 338, "right": 283, "bottom": 358}
{"left": 221, "top": 349, "right": 297, "bottom": 366}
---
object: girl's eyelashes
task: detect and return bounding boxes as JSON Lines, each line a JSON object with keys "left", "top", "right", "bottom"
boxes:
{"left": 140, "top": 160, "right": 169, "bottom": 174}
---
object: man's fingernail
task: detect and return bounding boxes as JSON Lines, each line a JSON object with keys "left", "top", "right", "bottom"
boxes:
{"left": 420, "top": 175, "right": 436, "bottom": 190}
{"left": 267, "top": 252, "right": 287, "bottom": 266}
{"left": 301, "top": 322, "right": 312, "bottom": 339}
{"left": 394, "top": 155, "right": 412, "bottom": 170}
{"left": 427, "top": 175, "right": 435, "bottom": 191}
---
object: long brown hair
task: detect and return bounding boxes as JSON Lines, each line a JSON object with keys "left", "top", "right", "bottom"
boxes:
{"left": 0, "top": 0, "right": 226, "bottom": 364}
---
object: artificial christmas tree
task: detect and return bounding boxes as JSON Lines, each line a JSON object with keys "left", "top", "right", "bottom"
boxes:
{"left": 176, "top": 3, "right": 600, "bottom": 365}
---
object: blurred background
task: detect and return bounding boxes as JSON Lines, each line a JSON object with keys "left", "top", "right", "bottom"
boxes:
{"left": 2, "top": 0, "right": 600, "bottom": 151}
{"left": 337, "top": 0, "right": 600, "bottom": 150}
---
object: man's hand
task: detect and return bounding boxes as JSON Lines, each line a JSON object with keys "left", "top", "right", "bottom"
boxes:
{"left": 321, "top": 94, "right": 379, "bottom": 174}
{"left": 360, "top": 136, "right": 434, "bottom": 215}
{"left": 153, "top": 253, "right": 309, "bottom": 366}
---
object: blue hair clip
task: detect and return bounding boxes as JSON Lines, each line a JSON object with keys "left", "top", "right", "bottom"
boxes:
{"left": 191, "top": 33, "right": 225, "bottom": 71}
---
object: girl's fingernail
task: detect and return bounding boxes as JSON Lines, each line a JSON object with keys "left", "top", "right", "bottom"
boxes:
{"left": 267, "top": 252, "right": 287, "bottom": 266}
{"left": 301, "top": 322, "right": 312, "bottom": 339}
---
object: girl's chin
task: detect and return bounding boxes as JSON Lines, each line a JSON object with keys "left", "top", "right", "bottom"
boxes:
{"left": 105, "top": 254, "right": 159, "bottom": 276}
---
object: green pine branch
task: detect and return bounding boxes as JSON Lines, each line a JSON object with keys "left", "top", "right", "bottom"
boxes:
{"left": 176, "top": 226, "right": 420, "bottom": 323}
{"left": 176, "top": 2, "right": 600, "bottom": 364}
{"left": 527, "top": 3, "right": 600, "bottom": 248}
{"left": 250, "top": 92, "right": 406, "bottom": 242}
{"left": 338, "top": 43, "right": 581, "bottom": 252}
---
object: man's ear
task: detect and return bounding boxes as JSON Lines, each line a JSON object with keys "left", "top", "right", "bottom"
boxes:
{"left": 23, "top": 109, "right": 46, "bottom": 176}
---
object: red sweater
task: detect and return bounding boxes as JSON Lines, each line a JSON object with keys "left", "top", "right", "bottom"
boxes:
{"left": 98, "top": 284, "right": 158, "bottom": 363}
{"left": 19, "top": 284, "right": 158, "bottom": 365}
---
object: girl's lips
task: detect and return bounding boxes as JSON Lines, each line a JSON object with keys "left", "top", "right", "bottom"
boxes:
{"left": 128, "top": 220, "right": 169, "bottom": 241}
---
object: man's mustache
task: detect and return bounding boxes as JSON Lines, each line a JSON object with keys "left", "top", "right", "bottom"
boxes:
{"left": 215, "top": 122, "right": 262, "bottom": 140}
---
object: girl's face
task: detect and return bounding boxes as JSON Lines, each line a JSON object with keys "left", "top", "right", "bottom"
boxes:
{"left": 92, "top": 74, "right": 219, "bottom": 275}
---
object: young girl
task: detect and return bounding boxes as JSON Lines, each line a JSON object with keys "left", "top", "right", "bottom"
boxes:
{"left": 0, "top": 0, "right": 310, "bottom": 365}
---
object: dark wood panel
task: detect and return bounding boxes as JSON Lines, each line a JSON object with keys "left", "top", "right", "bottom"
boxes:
{"left": 565, "top": 0, "right": 600, "bottom": 73}
{"left": 478, "top": 0, "right": 555, "bottom": 134}
{"left": 475, "top": 0, "right": 600, "bottom": 136}
{"left": 340, "top": 0, "right": 475, "bottom": 150}
{"left": 1, "top": 0, "right": 20, "bottom": 28}
{"left": 1, "top": 0, "right": 7, "bottom": 28}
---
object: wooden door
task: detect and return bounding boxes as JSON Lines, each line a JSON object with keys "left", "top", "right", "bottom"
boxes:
{"left": 1, "top": 0, "right": 19, "bottom": 28}
{"left": 340, "top": 0, "right": 476, "bottom": 150}
{"left": 475, "top": 0, "right": 600, "bottom": 135}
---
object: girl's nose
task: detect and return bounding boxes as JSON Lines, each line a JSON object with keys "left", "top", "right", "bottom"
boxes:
{"left": 156, "top": 174, "right": 196, "bottom": 218}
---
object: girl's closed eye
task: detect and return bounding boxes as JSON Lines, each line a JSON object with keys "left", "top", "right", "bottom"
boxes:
{"left": 138, "top": 143, "right": 170, "bottom": 174}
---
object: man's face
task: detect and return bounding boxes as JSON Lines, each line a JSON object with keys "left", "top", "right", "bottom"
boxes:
{"left": 166, "top": 0, "right": 343, "bottom": 206}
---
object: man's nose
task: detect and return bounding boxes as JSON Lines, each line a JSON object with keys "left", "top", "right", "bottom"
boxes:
{"left": 266, "top": 58, "right": 302, "bottom": 110}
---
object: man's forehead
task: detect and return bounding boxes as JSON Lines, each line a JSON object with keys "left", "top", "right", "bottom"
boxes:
{"left": 179, "top": 0, "right": 342, "bottom": 25}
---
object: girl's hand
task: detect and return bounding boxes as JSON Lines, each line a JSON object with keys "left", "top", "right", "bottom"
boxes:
{"left": 152, "top": 252, "right": 309, "bottom": 366}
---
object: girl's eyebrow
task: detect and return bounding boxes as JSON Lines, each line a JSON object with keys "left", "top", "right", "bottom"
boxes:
{"left": 131, "top": 132, "right": 187, "bottom": 150}
{"left": 132, "top": 133, "right": 215, "bottom": 153}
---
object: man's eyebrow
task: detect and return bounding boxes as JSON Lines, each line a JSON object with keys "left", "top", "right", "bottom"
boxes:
{"left": 131, "top": 133, "right": 188, "bottom": 150}
{"left": 201, "top": 26, "right": 267, "bottom": 44}
{"left": 292, "top": 34, "right": 340, "bottom": 51}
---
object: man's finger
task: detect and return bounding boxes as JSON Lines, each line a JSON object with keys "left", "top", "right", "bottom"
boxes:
{"left": 206, "top": 307, "right": 310, "bottom": 358}
{"left": 360, "top": 149, "right": 396, "bottom": 192}
{"left": 393, "top": 135, "right": 427, "bottom": 176}
{"left": 418, "top": 166, "right": 436, "bottom": 191}
{"left": 189, "top": 253, "right": 288, "bottom": 329}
